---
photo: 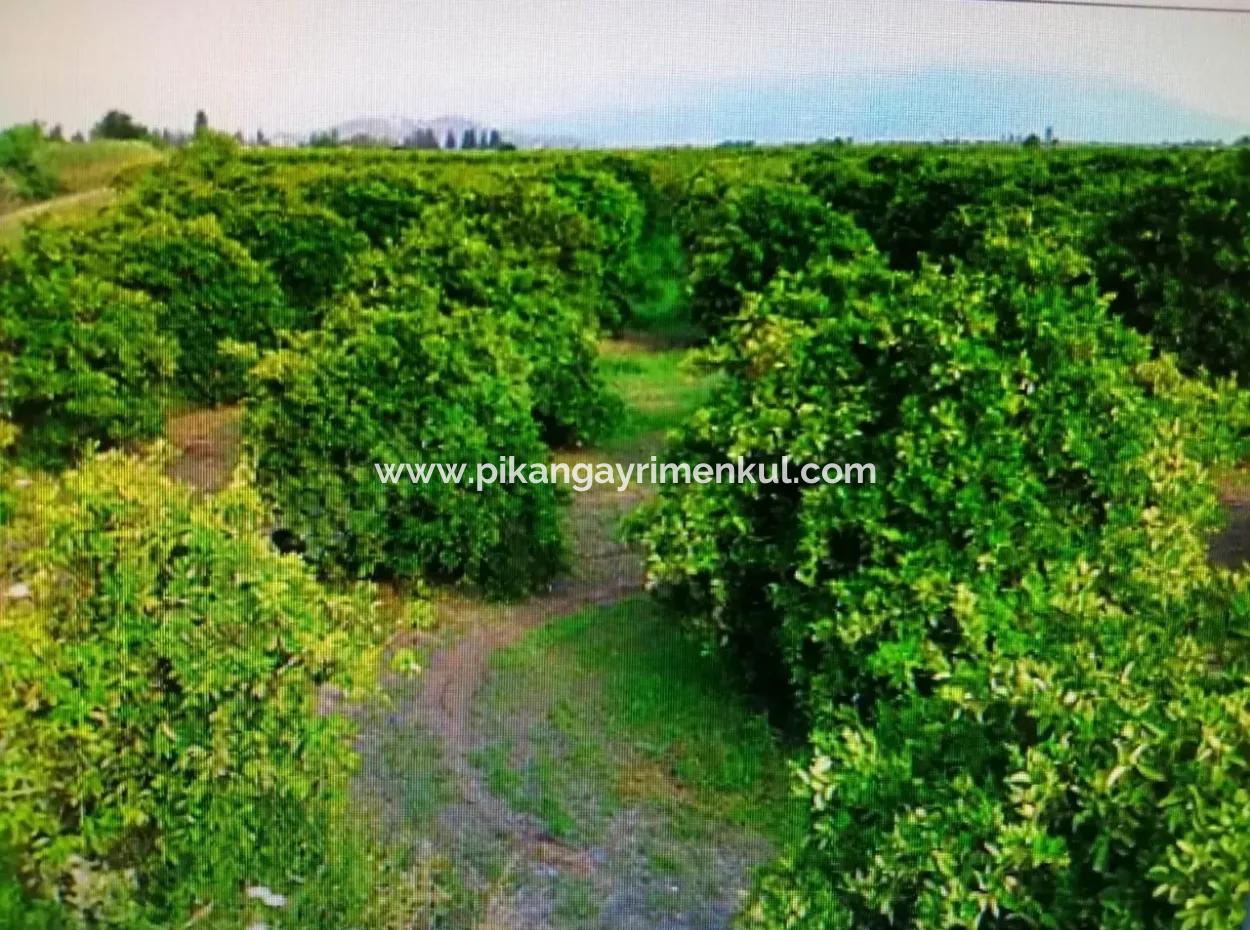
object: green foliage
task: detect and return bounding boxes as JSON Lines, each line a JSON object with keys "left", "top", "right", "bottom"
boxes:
{"left": 676, "top": 177, "right": 875, "bottom": 332}
{"left": 621, "top": 226, "right": 698, "bottom": 344}
{"left": 1088, "top": 153, "right": 1250, "bottom": 380}
{"left": 549, "top": 167, "right": 649, "bottom": 330}
{"left": 453, "top": 173, "right": 632, "bottom": 331}
{"left": 0, "top": 123, "right": 58, "bottom": 202}
{"left": 800, "top": 149, "right": 999, "bottom": 271}
{"left": 224, "top": 201, "right": 370, "bottom": 311}
{"left": 89, "top": 110, "right": 151, "bottom": 143}
{"left": 86, "top": 211, "right": 293, "bottom": 404}
{"left": 129, "top": 142, "right": 361, "bottom": 315}
{"left": 0, "top": 451, "right": 388, "bottom": 926}
{"left": 635, "top": 221, "right": 1250, "bottom": 929}
{"left": 121, "top": 136, "right": 244, "bottom": 226}
{"left": 799, "top": 146, "right": 1250, "bottom": 380}
{"left": 14, "top": 139, "right": 1250, "bottom": 927}
{"left": 284, "top": 161, "right": 649, "bottom": 442}
{"left": 243, "top": 297, "right": 566, "bottom": 596}
{"left": 0, "top": 226, "right": 173, "bottom": 466}
{"left": 302, "top": 167, "right": 440, "bottom": 246}
{"left": 349, "top": 209, "right": 619, "bottom": 444}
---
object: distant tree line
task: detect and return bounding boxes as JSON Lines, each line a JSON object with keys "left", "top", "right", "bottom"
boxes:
{"left": 309, "top": 125, "right": 511, "bottom": 151}
{"left": 402, "top": 126, "right": 509, "bottom": 150}
{"left": 82, "top": 109, "right": 196, "bottom": 146}
{"left": 20, "top": 107, "right": 1250, "bottom": 153}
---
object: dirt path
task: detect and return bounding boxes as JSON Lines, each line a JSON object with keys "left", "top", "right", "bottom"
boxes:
{"left": 0, "top": 188, "right": 116, "bottom": 247}
{"left": 165, "top": 405, "right": 243, "bottom": 492}
{"left": 418, "top": 464, "right": 646, "bottom": 863}
{"left": 358, "top": 459, "right": 646, "bottom": 927}
{"left": 355, "top": 447, "right": 772, "bottom": 930}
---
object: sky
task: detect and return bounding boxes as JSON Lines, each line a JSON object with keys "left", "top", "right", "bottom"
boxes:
{"left": 2, "top": 0, "right": 1249, "bottom": 143}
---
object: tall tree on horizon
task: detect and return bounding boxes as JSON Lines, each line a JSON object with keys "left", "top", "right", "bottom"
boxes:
{"left": 90, "top": 110, "right": 149, "bottom": 141}
{"left": 308, "top": 128, "right": 339, "bottom": 147}
{"left": 194, "top": 109, "right": 209, "bottom": 136}
{"left": 403, "top": 128, "right": 439, "bottom": 150}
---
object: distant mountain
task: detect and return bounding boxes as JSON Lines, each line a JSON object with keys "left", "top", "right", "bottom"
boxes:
{"left": 267, "top": 131, "right": 309, "bottom": 148}
{"left": 524, "top": 68, "right": 1250, "bottom": 147}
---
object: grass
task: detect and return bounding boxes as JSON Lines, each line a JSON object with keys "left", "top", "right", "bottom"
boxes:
{"left": 623, "top": 228, "right": 701, "bottom": 345}
{"left": 466, "top": 597, "right": 803, "bottom": 927}
{"left": 594, "top": 220, "right": 717, "bottom": 455}
{"left": 552, "top": 874, "right": 599, "bottom": 923}
{"left": 473, "top": 739, "right": 587, "bottom": 841}
{"left": 0, "top": 140, "right": 164, "bottom": 248}
{"left": 31, "top": 139, "right": 163, "bottom": 194}
{"left": 598, "top": 346, "right": 718, "bottom": 455}
{"left": 387, "top": 728, "right": 460, "bottom": 828}
{"left": 478, "top": 596, "right": 803, "bottom": 848}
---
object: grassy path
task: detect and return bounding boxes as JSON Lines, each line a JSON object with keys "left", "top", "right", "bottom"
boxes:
{"left": 360, "top": 450, "right": 649, "bottom": 928}
{"left": 0, "top": 188, "right": 116, "bottom": 247}
{"left": 353, "top": 335, "right": 797, "bottom": 929}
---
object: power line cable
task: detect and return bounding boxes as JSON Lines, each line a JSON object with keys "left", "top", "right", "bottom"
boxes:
{"left": 952, "top": 0, "right": 1250, "bottom": 13}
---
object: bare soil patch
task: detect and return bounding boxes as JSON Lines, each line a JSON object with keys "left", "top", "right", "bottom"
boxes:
{"left": 165, "top": 405, "right": 243, "bottom": 493}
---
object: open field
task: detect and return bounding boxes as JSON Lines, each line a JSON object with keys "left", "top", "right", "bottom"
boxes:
{"left": 29, "top": 139, "right": 164, "bottom": 193}
{"left": 0, "top": 139, "right": 164, "bottom": 246}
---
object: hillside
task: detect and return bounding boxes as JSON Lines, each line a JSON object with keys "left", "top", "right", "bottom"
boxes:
{"left": 0, "top": 138, "right": 164, "bottom": 246}
{"left": 31, "top": 139, "right": 163, "bottom": 194}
